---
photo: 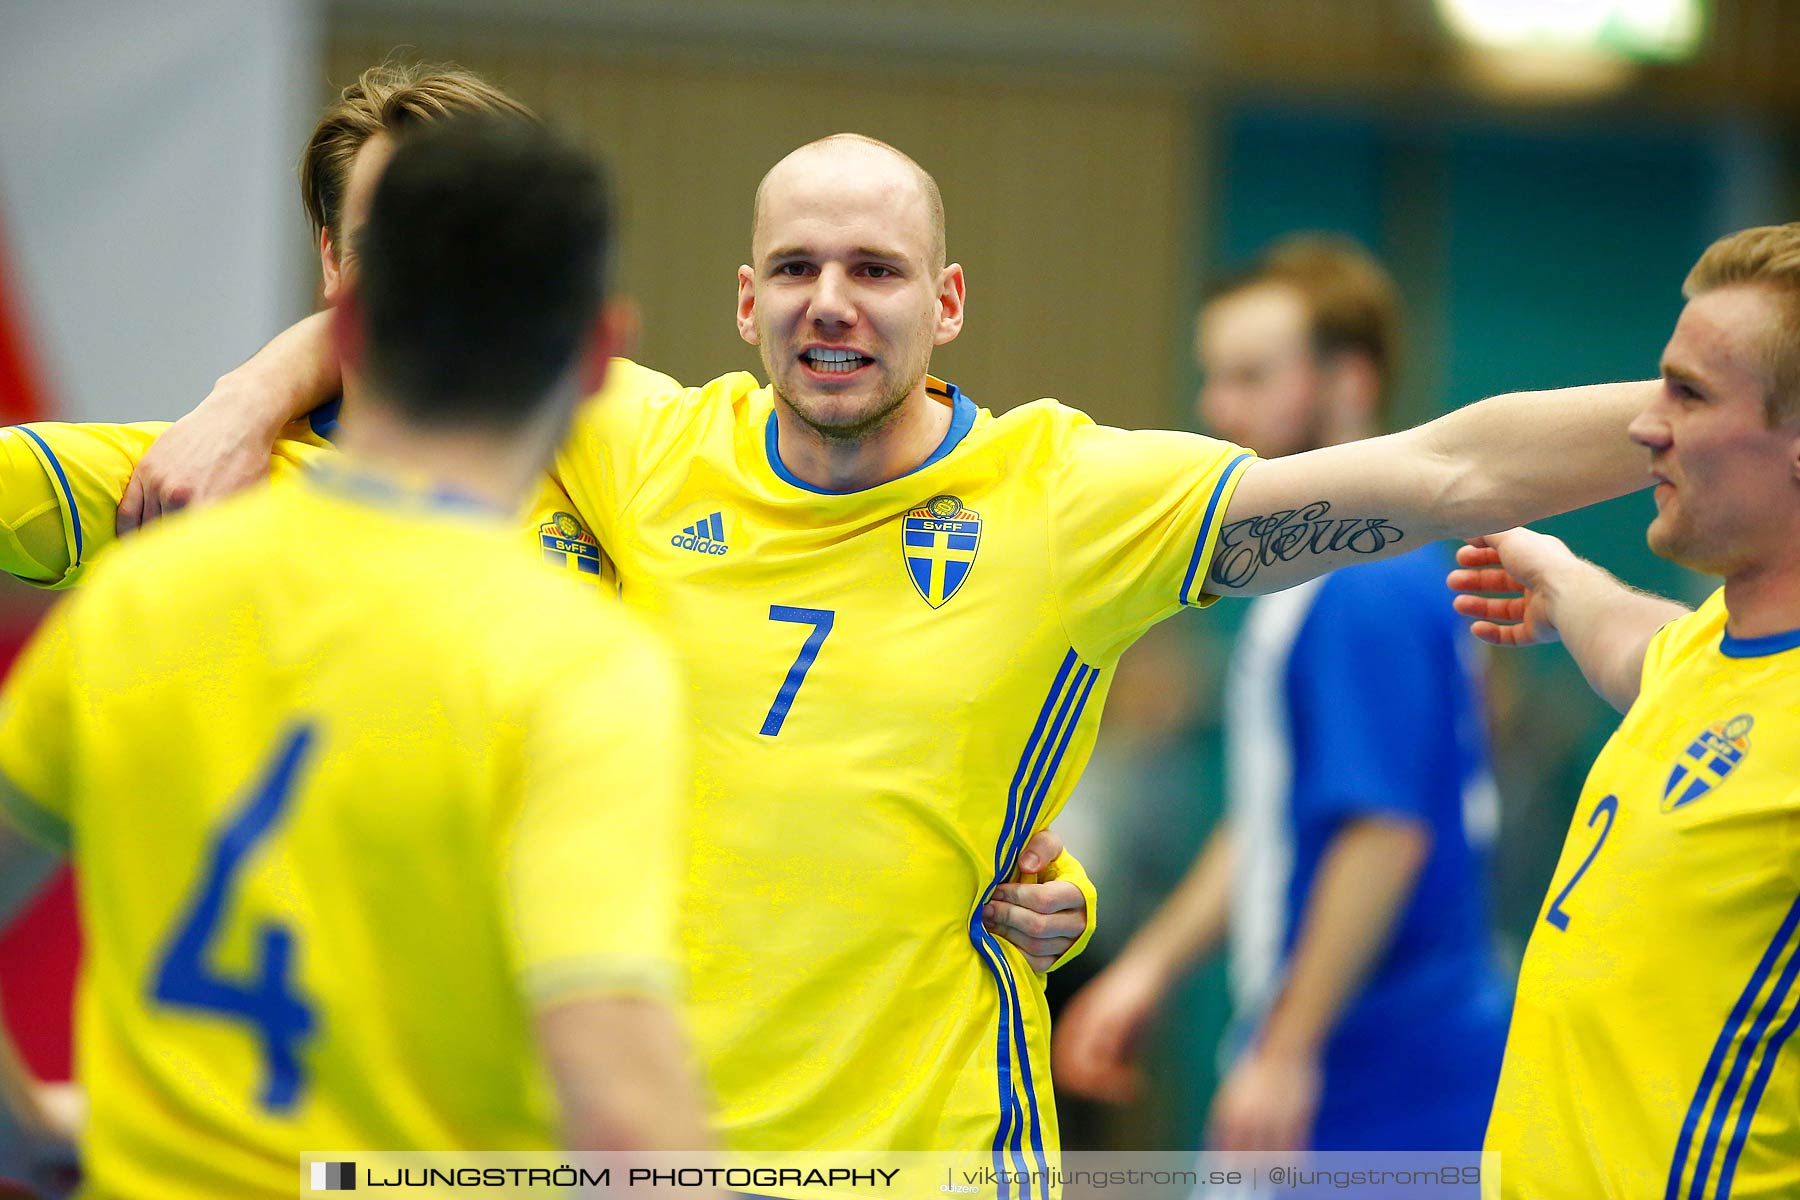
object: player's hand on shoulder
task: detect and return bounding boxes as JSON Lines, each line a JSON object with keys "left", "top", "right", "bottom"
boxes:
{"left": 1206, "top": 1045, "right": 1321, "bottom": 1153}
{"left": 118, "top": 379, "right": 277, "bottom": 535}
{"left": 1448, "top": 528, "right": 1570, "bottom": 647}
{"left": 984, "top": 828, "right": 1086, "bottom": 972}
{"left": 1052, "top": 956, "right": 1168, "bottom": 1105}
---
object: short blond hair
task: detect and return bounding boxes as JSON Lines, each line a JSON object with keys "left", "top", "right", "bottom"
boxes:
{"left": 301, "top": 62, "right": 537, "bottom": 244}
{"left": 1683, "top": 223, "right": 1800, "bottom": 423}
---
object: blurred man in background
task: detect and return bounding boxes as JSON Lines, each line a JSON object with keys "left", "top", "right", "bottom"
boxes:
{"left": 0, "top": 118, "right": 713, "bottom": 1197}
{"left": 1451, "top": 223, "right": 1800, "bottom": 1199}
{"left": 1057, "top": 236, "right": 1512, "bottom": 1152}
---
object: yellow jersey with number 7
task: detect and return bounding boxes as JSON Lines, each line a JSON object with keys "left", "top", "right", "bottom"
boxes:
{"left": 553, "top": 369, "right": 1252, "bottom": 1172}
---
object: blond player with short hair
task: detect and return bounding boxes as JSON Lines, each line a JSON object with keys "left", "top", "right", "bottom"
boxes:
{"left": 1452, "top": 223, "right": 1800, "bottom": 1199}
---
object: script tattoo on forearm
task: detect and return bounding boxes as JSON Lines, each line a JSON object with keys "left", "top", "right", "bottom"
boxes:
{"left": 1209, "top": 501, "right": 1404, "bottom": 589}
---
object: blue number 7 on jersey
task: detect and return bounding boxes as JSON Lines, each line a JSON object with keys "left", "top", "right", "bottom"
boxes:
{"left": 151, "top": 723, "right": 319, "bottom": 1111}
{"left": 760, "top": 606, "right": 835, "bottom": 736}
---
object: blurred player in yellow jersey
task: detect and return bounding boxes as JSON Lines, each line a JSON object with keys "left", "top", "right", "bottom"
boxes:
{"left": 0, "top": 63, "right": 636, "bottom": 598}
{"left": 152, "top": 117, "right": 1669, "bottom": 1188}
{"left": 0, "top": 119, "right": 711, "bottom": 1197}
{"left": 1450, "top": 224, "right": 1800, "bottom": 1198}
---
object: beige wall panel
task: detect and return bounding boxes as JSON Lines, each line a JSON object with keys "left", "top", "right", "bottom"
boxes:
{"left": 329, "top": 27, "right": 1191, "bottom": 428}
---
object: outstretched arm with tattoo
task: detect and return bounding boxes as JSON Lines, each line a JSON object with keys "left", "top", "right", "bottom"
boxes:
{"left": 1447, "top": 527, "right": 1689, "bottom": 712}
{"left": 1207, "top": 382, "right": 1656, "bottom": 596}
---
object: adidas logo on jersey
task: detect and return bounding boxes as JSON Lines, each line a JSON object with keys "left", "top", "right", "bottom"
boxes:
{"left": 672, "top": 511, "right": 729, "bottom": 555}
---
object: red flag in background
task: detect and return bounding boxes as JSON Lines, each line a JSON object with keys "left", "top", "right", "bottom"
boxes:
{"left": 0, "top": 220, "right": 48, "bottom": 423}
{"left": 0, "top": 206, "right": 77, "bottom": 1084}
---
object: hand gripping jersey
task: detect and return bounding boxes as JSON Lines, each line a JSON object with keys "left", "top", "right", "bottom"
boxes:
{"left": 552, "top": 370, "right": 1252, "bottom": 1169}
{"left": 0, "top": 414, "right": 335, "bottom": 588}
{"left": 0, "top": 468, "right": 689, "bottom": 1199}
{"left": 1486, "top": 589, "right": 1800, "bottom": 1199}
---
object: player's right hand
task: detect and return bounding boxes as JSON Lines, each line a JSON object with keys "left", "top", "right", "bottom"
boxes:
{"left": 1448, "top": 528, "right": 1571, "bottom": 647}
{"left": 118, "top": 380, "right": 276, "bottom": 535}
{"left": 1051, "top": 957, "right": 1167, "bottom": 1104}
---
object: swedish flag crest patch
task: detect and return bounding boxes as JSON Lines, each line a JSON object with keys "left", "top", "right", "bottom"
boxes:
{"left": 539, "top": 510, "right": 602, "bottom": 577}
{"left": 1663, "top": 714, "right": 1753, "bottom": 812}
{"left": 902, "top": 494, "right": 981, "bottom": 608}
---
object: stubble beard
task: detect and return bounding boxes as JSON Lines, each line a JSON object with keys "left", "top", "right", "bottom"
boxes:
{"left": 776, "top": 378, "right": 915, "bottom": 445}
{"left": 760, "top": 306, "right": 939, "bottom": 447}
{"left": 765, "top": 340, "right": 929, "bottom": 447}
{"left": 1647, "top": 505, "right": 1731, "bottom": 577}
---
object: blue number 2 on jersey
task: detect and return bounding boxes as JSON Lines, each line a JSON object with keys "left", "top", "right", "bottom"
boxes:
{"left": 1544, "top": 792, "right": 1618, "bottom": 932}
{"left": 152, "top": 723, "right": 319, "bottom": 1111}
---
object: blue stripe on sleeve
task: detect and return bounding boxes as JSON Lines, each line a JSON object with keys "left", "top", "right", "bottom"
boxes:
{"left": 17, "top": 427, "right": 83, "bottom": 567}
{"left": 1178, "top": 451, "right": 1253, "bottom": 604}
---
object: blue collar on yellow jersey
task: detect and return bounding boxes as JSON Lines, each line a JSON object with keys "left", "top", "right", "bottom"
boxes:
{"left": 765, "top": 376, "right": 978, "bottom": 495}
{"left": 303, "top": 459, "right": 507, "bottom": 519}
{"left": 1719, "top": 624, "right": 1800, "bottom": 658}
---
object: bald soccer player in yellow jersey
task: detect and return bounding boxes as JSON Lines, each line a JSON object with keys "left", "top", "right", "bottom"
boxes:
{"left": 0, "top": 66, "right": 1092, "bottom": 983}
{"left": 1450, "top": 224, "right": 1800, "bottom": 1199}
{"left": 0, "top": 121, "right": 711, "bottom": 1197}
{"left": 163, "top": 128, "right": 1672, "bottom": 1188}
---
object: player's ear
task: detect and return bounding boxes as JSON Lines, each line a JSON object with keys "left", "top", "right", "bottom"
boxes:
{"left": 320, "top": 228, "right": 343, "bottom": 304}
{"left": 736, "top": 264, "right": 760, "bottom": 346}
{"left": 933, "top": 263, "right": 966, "bottom": 347}
{"left": 577, "top": 300, "right": 637, "bottom": 395}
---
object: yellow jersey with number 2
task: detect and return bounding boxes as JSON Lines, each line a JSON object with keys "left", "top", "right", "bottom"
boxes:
{"left": 1487, "top": 588, "right": 1800, "bottom": 1199}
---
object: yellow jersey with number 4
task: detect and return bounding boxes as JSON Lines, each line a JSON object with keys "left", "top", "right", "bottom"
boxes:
{"left": 1486, "top": 588, "right": 1800, "bottom": 1199}
{"left": 553, "top": 370, "right": 1252, "bottom": 1167}
{"left": 0, "top": 467, "right": 689, "bottom": 1200}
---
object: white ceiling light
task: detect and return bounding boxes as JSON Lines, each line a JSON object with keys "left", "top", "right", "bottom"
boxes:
{"left": 1436, "top": 0, "right": 1706, "bottom": 64}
